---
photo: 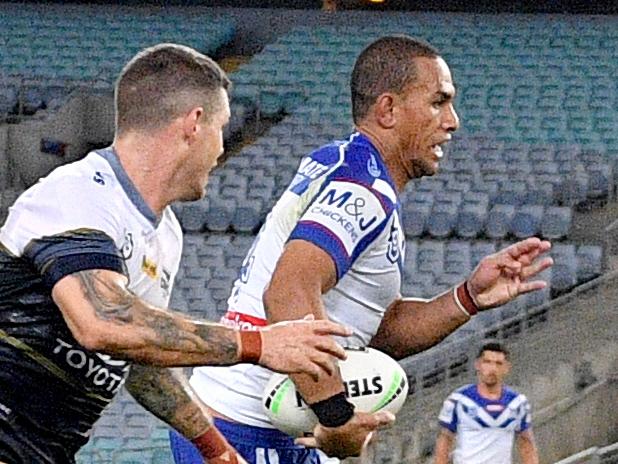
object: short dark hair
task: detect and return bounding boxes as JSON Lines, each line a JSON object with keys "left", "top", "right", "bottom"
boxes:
{"left": 350, "top": 35, "right": 440, "bottom": 124}
{"left": 114, "top": 43, "right": 231, "bottom": 134}
{"left": 477, "top": 341, "right": 510, "bottom": 360}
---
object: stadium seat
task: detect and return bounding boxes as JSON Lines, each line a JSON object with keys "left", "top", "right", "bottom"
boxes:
{"left": 541, "top": 206, "right": 572, "bottom": 239}
{"left": 510, "top": 205, "right": 544, "bottom": 238}
{"left": 485, "top": 204, "right": 516, "bottom": 239}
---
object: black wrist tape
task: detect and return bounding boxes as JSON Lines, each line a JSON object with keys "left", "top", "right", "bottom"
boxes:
{"left": 309, "top": 392, "right": 355, "bottom": 428}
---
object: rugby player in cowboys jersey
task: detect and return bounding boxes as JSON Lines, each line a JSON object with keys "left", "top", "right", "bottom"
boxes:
{"left": 170, "top": 35, "right": 554, "bottom": 463}
{"left": 0, "top": 44, "right": 352, "bottom": 464}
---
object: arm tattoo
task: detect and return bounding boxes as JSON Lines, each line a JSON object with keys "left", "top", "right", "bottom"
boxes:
{"left": 76, "top": 269, "right": 135, "bottom": 323}
{"left": 124, "top": 365, "right": 211, "bottom": 438}
{"left": 75, "top": 269, "right": 239, "bottom": 364}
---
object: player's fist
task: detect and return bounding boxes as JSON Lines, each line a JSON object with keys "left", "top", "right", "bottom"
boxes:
{"left": 258, "top": 315, "right": 351, "bottom": 381}
{"left": 295, "top": 410, "right": 395, "bottom": 459}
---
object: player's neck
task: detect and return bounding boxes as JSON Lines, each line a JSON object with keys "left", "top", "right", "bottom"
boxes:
{"left": 112, "top": 133, "right": 178, "bottom": 218}
{"left": 477, "top": 382, "right": 503, "bottom": 400}
{"left": 356, "top": 125, "right": 409, "bottom": 193}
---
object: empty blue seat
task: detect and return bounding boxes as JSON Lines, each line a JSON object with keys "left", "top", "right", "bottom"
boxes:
{"left": 485, "top": 204, "right": 516, "bottom": 239}
{"left": 510, "top": 205, "right": 544, "bottom": 238}
{"left": 427, "top": 202, "right": 458, "bottom": 238}
{"left": 576, "top": 245, "right": 603, "bottom": 283}
{"left": 541, "top": 206, "right": 572, "bottom": 239}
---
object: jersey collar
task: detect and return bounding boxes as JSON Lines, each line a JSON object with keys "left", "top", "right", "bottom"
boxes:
{"left": 95, "top": 147, "right": 159, "bottom": 227}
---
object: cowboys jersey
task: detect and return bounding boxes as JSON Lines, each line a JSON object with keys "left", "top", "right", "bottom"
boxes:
{"left": 191, "top": 132, "right": 405, "bottom": 427}
{"left": 0, "top": 147, "right": 182, "bottom": 462}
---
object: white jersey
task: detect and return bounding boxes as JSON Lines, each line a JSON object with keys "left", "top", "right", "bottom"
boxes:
{"left": 0, "top": 147, "right": 182, "bottom": 309}
{"left": 0, "top": 147, "right": 182, "bottom": 452}
{"left": 191, "top": 132, "right": 405, "bottom": 427}
{"left": 438, "top": 384, "right": 532, "bottom": 464}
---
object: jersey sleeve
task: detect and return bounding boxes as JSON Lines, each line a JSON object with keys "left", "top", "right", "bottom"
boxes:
{"left": 0, "top": 174, "right": 127, "bottom": 287}
{"left": 288, "top": 178, "right": 392, "bottom": 280}
{"left": 516, "top": 395, "right": 532, "bottom": 432}
{"left": 438, "top": 395, "right": 458, "bottom": 432}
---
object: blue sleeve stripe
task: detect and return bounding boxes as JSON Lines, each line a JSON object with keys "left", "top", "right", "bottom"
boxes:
{"left": 23, "top": 231, "right": 127, "bottom": 288}
{"left": 439, "top": 420, "right": 457, "bottom": 433}
{"left": 289, "top": 221, "right": 351, "bottom": 280}
{"left": 42, "top": 253, "right": 126, "bottom": 288}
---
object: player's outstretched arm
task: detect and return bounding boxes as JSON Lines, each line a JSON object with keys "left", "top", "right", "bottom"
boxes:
{"left": 51, "top": 269, "right": 350, "bottom": 379}
{"left": 370, "top": 237, "right": 553, "bottom": 359}
{"left": 433, "top": 428, "right": 455, "bottom": 464}
{"left": 125, "top": 365, "right": 248, "bottom": 464}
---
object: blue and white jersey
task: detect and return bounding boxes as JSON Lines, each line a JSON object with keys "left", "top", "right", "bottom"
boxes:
{"left": 438, "top": 384, "right": 532, "bottom": 464}
{"left": 191, "top": 132, "right": 405, "bottom": 427}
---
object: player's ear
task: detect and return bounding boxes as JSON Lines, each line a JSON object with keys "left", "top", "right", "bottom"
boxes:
{"left": 182, "top": 106, "right": 204, "bottom": 139}
{"left": 373, "top": 93, "right": 397, "bottom": 129}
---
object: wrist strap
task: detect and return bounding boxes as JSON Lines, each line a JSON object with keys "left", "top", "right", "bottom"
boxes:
{"left": 309, "top": 392, "right": 355, "bottom": 428}
{"left": 239, "top": 330, "right": 262, "bottom": 363}
{"left": 192, "top": 426, "right": 230, "bottom": 460}
{"left": 453, "top": 281, "right": 479, "bottom": 317}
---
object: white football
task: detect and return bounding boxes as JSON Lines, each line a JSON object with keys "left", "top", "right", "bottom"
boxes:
{"left": 262, "top": 347, "right": 408, "bottom": 437}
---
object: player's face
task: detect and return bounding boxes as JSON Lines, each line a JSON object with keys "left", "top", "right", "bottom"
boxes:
{"left": 395, "top": 56, "right": 459, "bottom": 178}
{"left": 188, "top": 90, "right": 230, "bottom": 200}
{"left": 475, "top": 350, "right": 510, "bottom": 388}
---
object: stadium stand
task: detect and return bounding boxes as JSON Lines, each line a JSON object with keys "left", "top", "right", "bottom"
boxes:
{"left": 1, "top": 3, "right": 616, "bottom": 463}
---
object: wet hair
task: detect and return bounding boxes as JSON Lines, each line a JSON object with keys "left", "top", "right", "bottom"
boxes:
{"left": 350, "top": 34, "right": 440, "bottom": 124}
{"left": 477, "top": 341, "right": 510, "bottom": 360}
{"left": 114, "top": 43, "right": 231, "bottom": 134}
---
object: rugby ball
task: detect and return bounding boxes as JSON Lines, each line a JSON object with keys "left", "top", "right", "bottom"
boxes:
{"left": 262, "top": 347, "right": 408, "bottom": 437}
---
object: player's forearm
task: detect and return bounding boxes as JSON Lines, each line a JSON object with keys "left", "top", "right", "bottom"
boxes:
{"left": 517, "top": 432, "right": 540, "bottom": 464}
{"left": 125, "top": 365, "right": 213, "bottom": 439}
{"left": 434, "top": 433, "right": 453, "bottom": 464}
{"left": 370, "top": 290, "right": 470, "bottom": 360}
{"left": 54, "top": 270, "right": 241, "bottom": 366}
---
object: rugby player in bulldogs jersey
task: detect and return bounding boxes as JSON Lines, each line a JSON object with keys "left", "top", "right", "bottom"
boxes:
{"left": 0, "top": 43, "right": 352, "bottom": 464}
{"left": 170, "top": 35, "right": 554, "bottom": 463}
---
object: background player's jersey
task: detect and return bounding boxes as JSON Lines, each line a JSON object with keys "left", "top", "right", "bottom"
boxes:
{"left": 0, "top": 147, "right": 182, "bottom": 461}
{"left": 192, "top": 132, "right": 405, "bottom": 427}
{"left": 438, "top": 384, "right": 532, "bottom": 464}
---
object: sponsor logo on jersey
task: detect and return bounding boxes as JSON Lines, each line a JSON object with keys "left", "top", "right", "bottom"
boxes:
{"left": 141, "top": 256, "right": 157, "bottom": 279}
{"left": 367, "top": 154, "right": 381, "bottom": 177}
{"left": 120, "top": 230, "right": 134, "bottom": 260}
{"left": 53, "top": 338, "right": 127, "bottom": 393}
{"left": 160, "top": 268, "right": 171, "bottom": 293}
{"left": 302, "top": 181, "right": 387, "bottom": 255}
{"left": 93, "top": 171, "right": 105, "bottom": 185}
{"left": 486, "top": 404, "right": 505, "bottom": 412}
{"left": 289, "top": 158, "right": 330, "bottom": 194}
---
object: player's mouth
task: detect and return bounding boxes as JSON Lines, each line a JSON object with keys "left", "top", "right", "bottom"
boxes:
{"left": 431, "top": 136, "right": 451, "bottom": 159}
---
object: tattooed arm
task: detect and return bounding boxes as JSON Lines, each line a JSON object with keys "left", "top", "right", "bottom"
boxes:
{"left": 51, "top": 269, "right": 350, "bottom": 376}
{"left": 124, "top": 366, "right": 213, "bottom": 438}
{"left": 125, "top": 365, "right": 248, "bottom": 464}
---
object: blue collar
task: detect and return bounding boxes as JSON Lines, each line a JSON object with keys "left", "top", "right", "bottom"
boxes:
{"left": 95, "top": 147, "right": 159, "bottom": 227}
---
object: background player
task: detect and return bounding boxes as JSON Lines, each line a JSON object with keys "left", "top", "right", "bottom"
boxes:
{"left": 434, "top": 341, "right": 539, "bottom": 464}
{"left": 169, "top": 35, "right": 553, "bottom": 462}
{"left": 0, "top": 43, "right": 351, "bottom": 464}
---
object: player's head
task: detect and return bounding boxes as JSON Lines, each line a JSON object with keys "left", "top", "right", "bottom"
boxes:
{"left": 114, "top": 43, "right": 231, "bottom": 200}
{"left": 351, "top": 35, "right": 459, "bottom": 180}
{"left": 475, "top": 341, "right": 511, "bottom": 388}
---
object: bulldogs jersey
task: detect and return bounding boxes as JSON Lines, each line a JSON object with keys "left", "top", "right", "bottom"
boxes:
{"left": 438, "top": 384, "right": 532, "bottom": 464}
{"left": 191, "top": 132, "right": 405, "bottom": 427}
{"left": 0, "top": 147, "right": 182, "bottom": 462}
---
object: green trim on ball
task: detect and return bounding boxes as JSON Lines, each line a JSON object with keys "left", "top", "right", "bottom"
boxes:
{"left": 372, "top": 371, "right": 404, "bottom": 412}
{"left": 270, "top": 379, "right": 293, "bottom": 414}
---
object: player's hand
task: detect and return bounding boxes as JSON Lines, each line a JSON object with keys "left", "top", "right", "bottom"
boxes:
{"left": 259, "top": 315, "right": 351, "bottom": 381}
{"left": 295, "top": 410, "right": 395, "bottom": 459}
{"left": 468, "top": 237, "right": 553, "bottom": 310}
{"left": 205, "top": 450, "right": 248, "bottom": 464}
